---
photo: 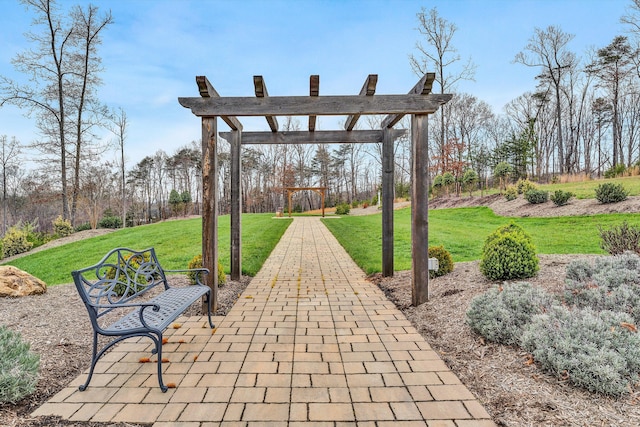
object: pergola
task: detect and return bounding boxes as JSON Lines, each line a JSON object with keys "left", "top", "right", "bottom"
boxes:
{"left": 179, "top": 73, "right": 452, "bottom": 309}
{"left": 285, "top": 187, "right": 327, "bottom": 217}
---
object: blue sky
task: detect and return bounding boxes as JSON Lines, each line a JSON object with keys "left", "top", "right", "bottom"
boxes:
{"left": 0, "top": 0, "right": 629, "bottom": 167}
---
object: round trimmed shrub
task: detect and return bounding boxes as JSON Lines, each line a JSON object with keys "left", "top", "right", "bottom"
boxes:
{"left": 550, "top": 190, "right": 574, "bottom": 206}
{"left": 428, "top": 245, "right": 453, "bottom": 279}
{"left": 595, "top": 182, "right": 628, "bottom": 204}
{"left": 480, "top": 223, "right": 539, "bottom": 281}
{"left": 524, "top": 189, "right": 548, "bottom": 204}
{"left": 335, "top": 203, "right": 350, "bottom": 215}
{"left": 0, "top": 326, "right": 40, "bottom": 404}
{"left": 466, "top": 282, "right": 556, "bottom": 346}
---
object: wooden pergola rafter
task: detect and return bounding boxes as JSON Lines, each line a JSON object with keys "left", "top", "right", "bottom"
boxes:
{"left": 179, "top": 73, "right": 451, "bottom": 309}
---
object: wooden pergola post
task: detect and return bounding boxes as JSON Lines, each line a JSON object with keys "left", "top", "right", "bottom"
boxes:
{"left": 201, "top": 117, "right": 218, "bottom": 311}
{"left": 382, "top": 127, "right": 394, "bottom": 277}
{"left": 230, "top": 129, "right": 242, "bottom": 281}
{"left": 411, "top": 114, "right": 430, "bottom": 305}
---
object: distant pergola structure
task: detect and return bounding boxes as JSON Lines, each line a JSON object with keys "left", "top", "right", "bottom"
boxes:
{"left": 179, "top": 73, "right": 452, "bottom": 309}
{"left": 285, "top": 187, "right": 326, "bottom": 217}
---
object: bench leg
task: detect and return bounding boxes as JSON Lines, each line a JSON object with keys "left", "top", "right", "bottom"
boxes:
{"left": 150, "top": 332, "right": 168, "bottom": 392}
{"left": 79, "top": 330, "right": 100, "bottom": 392}
{"left": 205, "top": 292, "right": 215, "bottom": 329}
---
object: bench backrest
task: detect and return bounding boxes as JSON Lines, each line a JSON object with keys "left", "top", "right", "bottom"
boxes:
{"left": 72, "top": 247, "right": 169, "bottom": 320}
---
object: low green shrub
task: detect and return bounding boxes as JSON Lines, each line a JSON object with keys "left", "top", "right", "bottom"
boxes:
{"left": 604, "top": 164, "right": 627, "bottom": 179}
{"left": 598, "top": 221, "right": 640, "bottom": 255}
{"left": 504, "top": 185, "right": 517, "bottom": 201}
{"left": 524, "top": 189, "right": 548, "bottom": 204}
{"left": 516, "top": 178, "right": 538, "bottom": 194}
{"left": 466, "top": 282, "right": 556, "bottom": 346}
{"left": 74, "top": 222, "right": 92, "bottom": 232}
{"left": 428, "top": 245, "right": 453, "bottom": 279}
{"left": 2, "top": 225, "right": 33, "bottom": 258}
{"left": 550, "top": 190, "right": 574, "bottom": 207}
{"left": 99, "top": 215, "right": 123, "bottom": 229}
{"left": 595, "top": 182, "right": 628, "bottom": 204}
{"left": 52, "top": 215, "right": 73, "bottom": 238}
{"left": 0, "top": 325, "right": 40, "bottom": 404}
{"left": 187, "top": 254, "right": 226, "bottom": 286}
{"left": 480, "top": 223, "right": 539, "bottom": 281}
{"left": 335, "top": 203, "right": 350, "bottom": 215}
{"left": 522, "top": 306, "right": 640, "bottom": 396}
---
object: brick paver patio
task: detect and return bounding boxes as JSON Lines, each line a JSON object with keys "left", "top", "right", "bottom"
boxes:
{"left": 33, "top": 217, "right": 496, "bottom": 426}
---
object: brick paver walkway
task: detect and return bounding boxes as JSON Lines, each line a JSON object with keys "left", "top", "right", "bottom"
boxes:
{"left": 34, "top": 217, "right": 495, "bottom": 426}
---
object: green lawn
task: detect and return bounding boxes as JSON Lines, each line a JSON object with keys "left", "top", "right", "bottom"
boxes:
{"left": 4, "top": 214, "right": 291, "bottom": 286}
{"left": 538, "top": 176, "right": 640, "bottom": 199}
{"left": 322, "top": 206, "right": 640, "bottom": 274}
{"left": 461, "top": 176, "right": 640, "bottom": 199}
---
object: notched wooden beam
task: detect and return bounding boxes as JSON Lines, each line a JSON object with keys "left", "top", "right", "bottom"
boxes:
{"left": 381, "top": 73, "right": 440, "bottom": 129}
{"left": 309, "top": 75, "right": 319, "bottom": 132}
{"left": 178, "top": 93, "right": 451, "bottom": 117}
{"left": 253, "top": 75, "right": 278, "bottom": 132}
{"left": 195, "top": 76, "right": 243, "bottom": 131}
{"left": 345, "top": 74, "right": 378, "bottom": 131}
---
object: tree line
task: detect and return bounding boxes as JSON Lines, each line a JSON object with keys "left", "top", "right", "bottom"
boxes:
{"left": 2, "top": 1, "right": 640, "bottom": 235}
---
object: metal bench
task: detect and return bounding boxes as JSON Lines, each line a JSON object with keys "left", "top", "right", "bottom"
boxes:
{"left": 71, "top": 247, "right": 214, "bottom": 392}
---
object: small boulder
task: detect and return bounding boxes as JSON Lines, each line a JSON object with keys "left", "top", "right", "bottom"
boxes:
{"left": 0, "top": 266, "right": 47, "bottom": 297}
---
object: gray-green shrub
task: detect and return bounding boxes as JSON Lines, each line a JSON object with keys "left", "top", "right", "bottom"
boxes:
{"left": 480, "top": 223, "right": 539, "bottom": 281}
{"left": 0, "top": 325, "right": 40, "bottom": 404}
{"left": 466, "top": 282, "right": 556, "bottom": 346}
{"left": 564, "top": 253, "right": 640, "bottom": 323}
{"left": 521, "top": 306, "right": 640, "bottom": 396}
{"left": 595, "top": 182, "right": 628, "bottom": 204}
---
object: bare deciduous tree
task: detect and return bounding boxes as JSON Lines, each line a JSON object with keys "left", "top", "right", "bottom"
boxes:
{"left": 514, "top": 25, "right": 577, "bottom": 174}
{"left": 0, "top": 136, "right": 22, "bottom": 235}
{"left": 410, "top": 6, "right": 476, "bottom": 173}
{"left": 0, "top": 0, "right": 112, "bottom": 224}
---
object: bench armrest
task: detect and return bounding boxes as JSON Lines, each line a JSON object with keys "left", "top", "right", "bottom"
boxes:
{"left": 93, "top": 302, "right": 161, "bottom": 330}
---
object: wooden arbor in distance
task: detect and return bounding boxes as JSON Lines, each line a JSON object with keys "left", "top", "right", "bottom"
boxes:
{"left": 179, "top": 73, "right": 452, "bottom": 309}
{"left": 286, "top": 187, "right": 326, "bottom": 217}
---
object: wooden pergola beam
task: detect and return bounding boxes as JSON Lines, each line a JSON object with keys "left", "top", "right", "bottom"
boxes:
{"left": 253, "top": 75, "right": 278, "bottom": 132}
{"left": 380, "top": 73, "right": 436, "bottom": 129}
{"left": 218, "top": 129, "right": 406, "bottom": 145}
{"left": 344, "top": 74, "right": 378, "bottom": 131}
{"left": 308, "top": 75, "right": 319, "bottom": 131}
{"left": 179, "top": 92, "right": 451, "bottom": 117}
{"left": 195, "top": 76, "right": 243, "bottom": 131}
